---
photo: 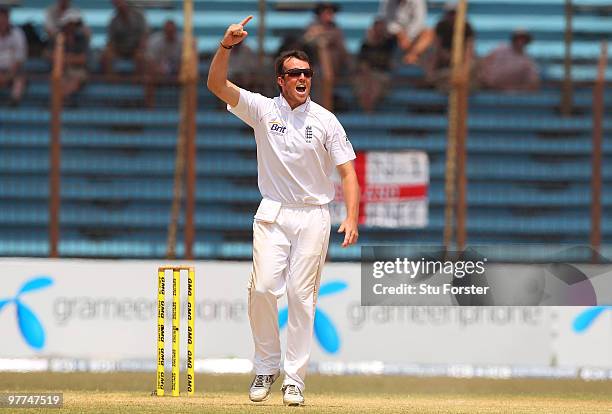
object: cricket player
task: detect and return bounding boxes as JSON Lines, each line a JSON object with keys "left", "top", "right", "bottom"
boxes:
{"left": 207, "top": 16, "right": 360, "bottom": 406}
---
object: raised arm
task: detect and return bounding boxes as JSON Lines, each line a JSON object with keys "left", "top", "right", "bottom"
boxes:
{"left": 206, "top": 15, "right": 253, "bottom": 107}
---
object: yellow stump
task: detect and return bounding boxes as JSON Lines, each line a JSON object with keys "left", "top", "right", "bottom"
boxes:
{"left": 156, "top": 269, "right": 165, "bottom": 396}
{"left": 187, "top": 267, "right": 195, "bottom": 396}
{"left": 156, "top": 265, "right": 195, "bottom": 398}
{"left": 171, "top": 269, "right": 180, "bottom": 397}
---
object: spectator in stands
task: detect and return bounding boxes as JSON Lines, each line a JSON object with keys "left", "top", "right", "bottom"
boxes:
{"left": 101, "top": 0, "right": 148, "bottom": 77}
{"left": 302, "top": 2, "right": 351, "bottom": 108}
{"left": 353, "top": 18, "right": 396, "bottom": 112}
{"left": 423, "top": 2, "right": 475, "bottom": 90}
{"left": 144, "top": 19, "right": 182, "bottom": 106}
{"left": 228, "top": 40, "right": 259, "bottom": 92}
{"left": 147, "top": 20, "right": 182, "bottom": 76}
{"left": 45, "top": 0, "right": 90, "bottom": 42}
{"left": 479, "top": 29, "right": 540, "bottom": 92}
{"left": 0, "top": 7, "right": 27, "bottom": 106}
{"left": 302, "top": 2, "right": 350, "bottom": 77}
{"left": 46, "top": 9, "right": 89, "bottom": 104}
{"left": 379, "top": 0, "right": 434, "bottom": 64}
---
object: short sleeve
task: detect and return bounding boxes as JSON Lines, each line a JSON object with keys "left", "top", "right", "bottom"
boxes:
{"left": 227, "top": 88, "right": 271, "bottom": 129}
{"left": 326, "top": 116, "right": 356, "bottom": 166}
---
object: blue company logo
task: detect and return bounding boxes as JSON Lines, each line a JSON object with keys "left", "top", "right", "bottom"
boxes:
{"left": 573, "top": 306, "right": 612, "bottom": 333}
{"left": 269, "top": 121, "right": 287, "bottom": 135}
{"left": 0, "top": 277, "right": 53, "bottom": 350}
{"left": 278, "top": 280, "right": 347, "bottom": 354}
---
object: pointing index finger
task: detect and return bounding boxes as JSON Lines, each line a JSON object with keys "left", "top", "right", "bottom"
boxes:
{"left": 240, "top": 15, "right": 253, "bottom": 27}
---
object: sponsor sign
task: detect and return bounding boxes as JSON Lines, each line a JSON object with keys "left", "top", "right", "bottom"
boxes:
{"left": 0, "top": 259, "right": 610, "bottom": 368}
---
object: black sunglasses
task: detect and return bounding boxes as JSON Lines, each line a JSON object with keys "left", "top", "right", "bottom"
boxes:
{"left": 282, "top": 68, "right": 314, "bottom": 78}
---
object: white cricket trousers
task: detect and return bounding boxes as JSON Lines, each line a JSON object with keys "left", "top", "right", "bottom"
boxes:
{"left": 248, "top": 204, "right": 331, "bottom": 392}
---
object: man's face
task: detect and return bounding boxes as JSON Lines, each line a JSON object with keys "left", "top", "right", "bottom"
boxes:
{"left": 63, "top": 21, "right": 77, "bottom": 34}
{"left": 319, "top": 8, "right": 335, "bottom": 25}
{"left": 512, "top": 36, "right": 529, "bottom": 53}
{"left": 277, "top": 57, "right": 312, "bottom": 107}
{"left": 164, "top": 21, "right": 176, "bottom": 41}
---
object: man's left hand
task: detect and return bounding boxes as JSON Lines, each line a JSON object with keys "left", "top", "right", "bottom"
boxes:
{"left": 338, "top": 218, "right": 359, "bottom": 248}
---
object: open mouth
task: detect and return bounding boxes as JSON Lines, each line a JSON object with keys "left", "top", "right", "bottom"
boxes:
{"left": 296, "top": 85, "right": 307, "bottom": 93}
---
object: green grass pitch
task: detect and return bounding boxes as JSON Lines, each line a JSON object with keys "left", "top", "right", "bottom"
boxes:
{"left": 1, "top": 372, "right": 611, "bottom": 413}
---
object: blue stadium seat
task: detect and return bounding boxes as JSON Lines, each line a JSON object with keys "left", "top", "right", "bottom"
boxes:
{"left": 1, "top": 0, "right": 612, "bottom": 259}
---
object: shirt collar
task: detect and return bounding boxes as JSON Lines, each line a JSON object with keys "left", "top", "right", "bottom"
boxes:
{"left": 279, "top": 93, "right": 310, "bottom": 113}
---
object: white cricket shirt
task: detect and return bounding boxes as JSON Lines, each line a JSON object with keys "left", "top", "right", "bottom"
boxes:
{"left": 0, "top": 27, "right": 26, "bottom": 70}
{"left": 228, "top": 88, "right": 356, "bottom": 205}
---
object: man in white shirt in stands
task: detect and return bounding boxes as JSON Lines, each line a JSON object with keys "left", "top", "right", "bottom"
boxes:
{"left": 0, "top": 7, "right": 27, "bottom": 106}
{"left": 207, "top": 16, "right": 359, "bottom": 407}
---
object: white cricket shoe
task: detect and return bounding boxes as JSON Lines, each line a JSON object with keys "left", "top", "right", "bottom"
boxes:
{"left": 249, "top": 373, "right": 279, "bottom": 402}
{"left": 282, "top": 384, "right": 304, "bottom": 406}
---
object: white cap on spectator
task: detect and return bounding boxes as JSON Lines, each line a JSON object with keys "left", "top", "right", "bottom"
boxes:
{"left": 60, "top": 9, "right": 82, "bottom": 26}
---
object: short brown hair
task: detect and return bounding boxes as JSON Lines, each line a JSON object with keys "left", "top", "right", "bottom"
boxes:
{"left": 274, "top": 50, "right": 311, "bottom": 77}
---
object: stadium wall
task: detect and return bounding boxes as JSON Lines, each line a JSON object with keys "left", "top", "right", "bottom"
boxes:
{"left": 1, "top": 259, "right": 611, "bottom": 379}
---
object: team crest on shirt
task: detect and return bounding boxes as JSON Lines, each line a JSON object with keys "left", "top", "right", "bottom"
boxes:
{"left": 269, "top": 121, "right": 287, "bottom": 135}
{"left": 305, "top": 126, "right": 313, "bottom": 143}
